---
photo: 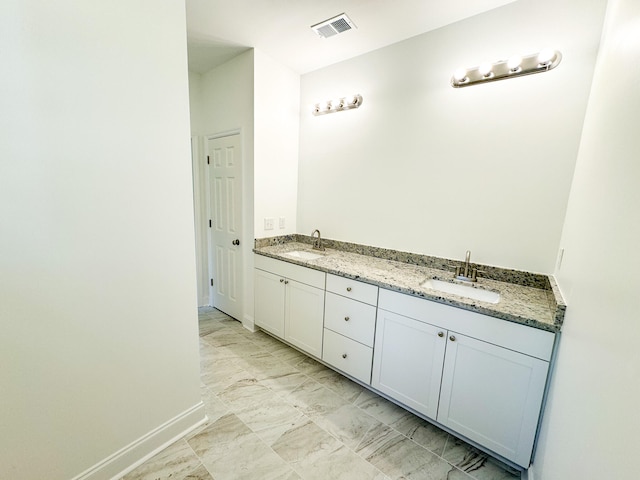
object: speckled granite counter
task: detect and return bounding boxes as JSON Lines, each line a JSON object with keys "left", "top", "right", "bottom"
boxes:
{"left": 254, "top": 237, "right": 565, "bottom": 333}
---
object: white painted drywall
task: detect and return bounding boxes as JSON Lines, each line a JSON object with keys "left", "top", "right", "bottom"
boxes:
{"left": 531, "top": 0, "right": 640, "bottom": 477}
{"left": 298, "top": 0, "right": 607, "bottom": 273}
{"left": 0, "top": 1, "right": 203, "bottom": 479}
{"left": 194, "top": 51, "right": 256, "bottom": 326}
{"left": 254, "top": 49, "right": 300, "bottom": 238}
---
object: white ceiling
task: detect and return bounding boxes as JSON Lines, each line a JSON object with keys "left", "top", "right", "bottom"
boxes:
{"left": 185, "top": 0, "right": 518, "bottom": 75}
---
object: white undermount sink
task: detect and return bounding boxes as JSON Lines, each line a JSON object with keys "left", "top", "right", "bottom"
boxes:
{"left": 284, "top": 250, "right": 324, "bottom": 261}
{"left": 421, "top": 278, "right": 500, "bottom": 304}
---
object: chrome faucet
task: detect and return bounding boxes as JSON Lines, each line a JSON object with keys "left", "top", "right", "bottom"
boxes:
{"left": 311, "top": 229, "right": 324, "bottom": 251}
{"left": 455, "top": 250, "right": 478, "bottom": 282}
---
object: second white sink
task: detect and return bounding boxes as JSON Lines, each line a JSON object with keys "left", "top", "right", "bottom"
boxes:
{"left": 421, "top": 278, "right": 500, "bottom": 304}
{"left": 284, "top": 250, "right": 324, "bottom": 261}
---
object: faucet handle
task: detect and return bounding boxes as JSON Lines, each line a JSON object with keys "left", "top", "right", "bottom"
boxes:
{"left": 472, "top": 269, "right": 487, "bottom": 281}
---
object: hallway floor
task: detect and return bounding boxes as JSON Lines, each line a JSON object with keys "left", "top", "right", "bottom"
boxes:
{"left": 122, "top": 307, "right": 521, "bottom": 480}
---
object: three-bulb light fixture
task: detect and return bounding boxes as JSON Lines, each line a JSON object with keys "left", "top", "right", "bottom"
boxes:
{"left": 312, "top": 94, "right": 363, "bottom": 116}
{"left": 451, "top": 49, "right": 561, "bottom": 88}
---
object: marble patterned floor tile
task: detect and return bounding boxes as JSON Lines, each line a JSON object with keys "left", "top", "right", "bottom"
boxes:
{"left": 252, "top": 410, "right": 310, "bottom": 447}
{"left": 286, "top": 378, "right": 350, "bottom": 417}
{"left": 292, "top": 444, "right": 389, "bottom": 480}
{"left": 234, "top": 396, "right": 306, "bottom": 434}
{"left": 311, "top": 402, "right": 382, "bottom": 449}
{"left": 356, "top": 424, "right": 458, "bottom": 480}
{"left": 200, "top": 431, "right": 293, "bottom": 480}
{"left": 184, "top": 464, "right": 215, "bottom": 479}
{"left": 270, "top": 344, "right": 309, "bottom": 365}
{"left": 442, "top": 436, "right": 520, "bottom": 480}
{"left": 199, "top": 384, "right": 229, "bottom": 425}
{"left": 388, "top": 412, "right": 449, "bottom": 456}
{"left": 122, "top": 439, "right": 201, "bottom": 480}
{"left": 235, "top": 350, "right": 287, "bottom": 373}
{"left": 354, "top": 389, "right": 414, "bottom": 426}
{"left": 186, "top": 413, "right": 253, "bottom": 456}
{"left": 200, "top": 358, "right": 253, "bottom": 393}
{"left": 312, "top": 367, "right": 367, "bottom": 403}
{"left": 217, "top": 377, "right": 277, "bottom": 411}
{"left": 294, "top": 355, "right": 331, "bottom": 375}
{"left": 252, "top": 363, "right": 309, "bottom": 396}
{"left": 221, "top": 339, "right": 269, "bottom": 358}
{"left": 270, "top": 417, "right": 343, "bottom": 464}
{"left": 245, "top": 329, "right": 288, "bottom": 349}
{"left": 201, "top": 329, "right": 255, "bottom": 349}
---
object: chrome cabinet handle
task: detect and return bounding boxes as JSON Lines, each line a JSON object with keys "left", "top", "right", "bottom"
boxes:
{"left": 284, "top": 280, "right": 289, "bottom": 284}
{"left": 342, "top": 353, "right": 348, "bottom": 359}
{"left": 438, "top": 331, "right": 444, "bottom": 338}
{"left": 344, "top": 316, "right": 350, "bottom": 322}
{"left": 346, "top": 287, "right": 352, "bottom": 292}
{"left": 449, "top": 335, "right": 456, "bottom": 342}
{"left": 280, "top": 278, "right": 284, "bottom": 283}
{"left": 232, "top": 239, "right": 240, "bottom": 246}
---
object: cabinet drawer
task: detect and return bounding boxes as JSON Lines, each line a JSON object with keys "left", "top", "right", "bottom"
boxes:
{"left": 322, "top": 329, "right": 373, "bottom": 384}
{"left": 326, "top": 274, "right": 378, "bottom": 306}
{"left": 378, "top": 289, "right": 555, "bottom": 361}
{"left": 255, "top": 254, "right": 325, "bottom": 289}
{"left": 324, "top": 292, "right": 376, "bottom": 347}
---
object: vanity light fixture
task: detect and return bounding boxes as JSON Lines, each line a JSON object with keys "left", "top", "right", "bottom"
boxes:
{"left": 312, "top": 94, "right": 363, "bottom": 116}
{"left": 451, "top": 49, "right": 562, "bottom": 88}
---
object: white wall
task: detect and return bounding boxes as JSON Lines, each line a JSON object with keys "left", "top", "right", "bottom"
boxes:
{"left": 531, "top": 0, "right": 639, "bottom": 477}
{"left": 193, "top": 51, "right": 256, "bottom": 326}
{"left": 254, "top": 49, "right": 300, "bottom": 238}
{"left": 298, "top": 0, "right": 607, "bottom": 273}
{"left": 0, "top": 1, "right": 203, "bottom": 479}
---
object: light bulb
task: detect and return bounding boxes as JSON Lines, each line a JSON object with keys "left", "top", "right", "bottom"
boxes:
{"left": 507, "top": 55, "right": 522, "bottom": 72}
{"left": 538, "top": 48, "right": 556, "bottom": 66}
{"left": 453, "top": 68, "right": 467, "bottom": 82}
{"left": 478, "top": 62, "right": 493, "bottom": 77}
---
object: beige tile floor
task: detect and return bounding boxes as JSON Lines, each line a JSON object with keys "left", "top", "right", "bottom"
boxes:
{"left": 122, "top": 307, "right": 521, "bottom": 480}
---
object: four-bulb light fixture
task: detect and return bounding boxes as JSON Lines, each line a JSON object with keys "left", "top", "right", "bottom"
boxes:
{"left": 451, "top": 49, "right": 561, "bottom": 88}
{"left": 312, "top": 94, "right": 363, "bottom": 116}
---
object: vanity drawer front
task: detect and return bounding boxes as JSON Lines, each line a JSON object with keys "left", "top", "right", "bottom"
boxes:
{"left": 254, "top": 254, "right": 325, "bottom": 289}
{"left": 322, "top": 329, "right": 373, "bottom": 384}
{"left": 326, "top": 274, "right": 379, "bottom": 306}
{"left": 324, "top": 292, "right": 376, "bottom": 347}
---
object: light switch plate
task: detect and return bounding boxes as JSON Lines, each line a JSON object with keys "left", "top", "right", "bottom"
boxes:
{"left": 279, "top": 217, "right": 285, "bottom": 229}
{"left": 264, "top": 217, "right": 274, "bottom": 230}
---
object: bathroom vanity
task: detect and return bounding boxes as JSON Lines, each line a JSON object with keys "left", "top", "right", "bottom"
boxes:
{"left": 253, "top": 236, "right": 564, "bottom": 470}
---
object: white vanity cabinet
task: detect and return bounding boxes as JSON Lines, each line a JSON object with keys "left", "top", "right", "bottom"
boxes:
{"left": 254, "top": 255, "right": 326, "bottom": 358}
{"left": 322, "top": 274, "right": 378, "bottom": 383}
{"left": 373, "top": 289, "right": 555, "bottom": 468}
{"left": 371, "top": 309, "right": 446, "bottom": 419}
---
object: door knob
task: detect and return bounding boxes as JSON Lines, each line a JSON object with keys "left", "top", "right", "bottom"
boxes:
{"left": 232, "top": 239, "right": 240, "bottom": 246}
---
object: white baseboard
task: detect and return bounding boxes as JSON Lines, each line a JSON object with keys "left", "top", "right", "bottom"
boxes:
{"left": 70, "top": 402, "right": 206, "bottom": 480}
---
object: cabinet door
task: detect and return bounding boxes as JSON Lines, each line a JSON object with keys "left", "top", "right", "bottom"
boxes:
{"left": 437, "top": 333, "right": 549, "bottom": 468}
{"left": 372, "top": 309, "right": 446, "bottom": 418}
{"left": 254, "top": 269, "right": 285, "bottom": 339}
{"left": 284, "top": 280, "right": 325, "bottom": 358}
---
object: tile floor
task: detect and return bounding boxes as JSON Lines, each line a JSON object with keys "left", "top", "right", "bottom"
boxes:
{"left": 122, "top": 307, "right": 521, "bottom": 480}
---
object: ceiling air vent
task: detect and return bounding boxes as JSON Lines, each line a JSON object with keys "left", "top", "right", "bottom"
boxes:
{"left": 311, "top": 13, "right": 356, "bottom": 39}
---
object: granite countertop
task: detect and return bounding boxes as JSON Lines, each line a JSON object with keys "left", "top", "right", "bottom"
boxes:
{"left": 254, "top": 240, "right": 565, "bottom": 333}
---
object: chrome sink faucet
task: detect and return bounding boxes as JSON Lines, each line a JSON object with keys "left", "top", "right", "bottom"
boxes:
{"left": 455, "top": 250, "right": 478, "bottom": 282}
{"left": 311, "top": 229, "right": 325, "bottom": 251}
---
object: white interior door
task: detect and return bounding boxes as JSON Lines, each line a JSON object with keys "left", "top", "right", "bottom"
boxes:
{"left": 207, "top": 133, "right": 243, "bottom": 320}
